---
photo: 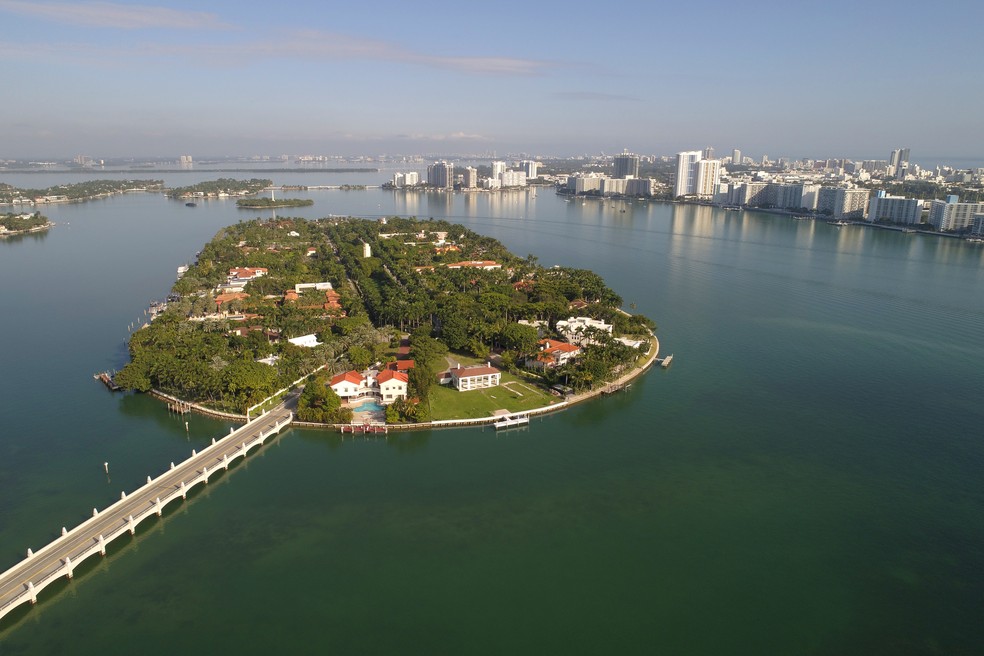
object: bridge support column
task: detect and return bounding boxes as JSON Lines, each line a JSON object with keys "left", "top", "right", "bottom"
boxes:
{"left": 27, "top": 581, "right": 37, "bottom": 604}
{"left": 127, "top": 514, "right": 136, "bottom": 535}
{"left": 212, "top": 438, "right": 216, "bottom": 445}
{"left": 98, "top": 534, "right": 107, "bottom": 556}
{"left": 180, "top": 480, "right": 187, "bottom": 499}
{"left": 202, "top": 465, "right": 209, "bottom": 483}
{"left": 223, "top": 453, "right": 230, "bottom": 470}
{"left": 121, "top": 490, "right": 127, "bottom": 500}
{"left": 62, "top": 527, "right": 67, "bottom": 537}
{"left": 93, "top": 508, "right": 99, "bottom": 518}
{"left": 155, "top": 497, "right": 163, "bottom": 517}
{"left": 170, "top": 462, "right": 175, "bottom": 470}
{"left": 147, "top": 475, "right": 152, "bottom": 484}
{"left": 192, "top": 449, "right": 197, "bottom": 457}
{"left": 64, "top": 555, "right": 74, "bottom": 579}
{"left": 27, "top": 548, "right": 33, "bottom": 559}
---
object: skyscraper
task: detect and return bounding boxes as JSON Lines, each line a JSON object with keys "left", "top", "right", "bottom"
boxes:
{"left": 491, "top": 161, "right": 506, "bottom": 181}
{"left": 674, "top": 151, "right": 703, "bottom": 197}
{"left": 695, "top": 159, "right": 722, "bottom": 199}
{"left": 732, "top": 149, "right": 742, "bottom": 165}
{"left": 613, "top": 150, "right": 640, "bottom": 179}
{"left": 702, "top": 146, "right": 715, "bottom": 161}
{"left": 889, "top": 148, "right": 910, "bottom": 180}
{"left": 427, "top": 161, "right": 454, "bottom": 189}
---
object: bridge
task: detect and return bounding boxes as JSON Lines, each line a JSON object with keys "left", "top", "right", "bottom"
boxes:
{"left": 0, "top": 404, "right": 294, "bottom": 623}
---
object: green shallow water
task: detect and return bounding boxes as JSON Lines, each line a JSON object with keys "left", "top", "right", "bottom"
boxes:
{"left": 1, "top": 179, "right": 982, "bottom": 654}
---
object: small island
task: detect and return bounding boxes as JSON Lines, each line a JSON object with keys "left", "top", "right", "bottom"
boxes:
{"left": 0, "top": 179, "right": 164, "bottom": 206}
{"left": 114, "top": 217, "right": 658, "bottom": 428}
{"left": 165, "top": 178, "right": 272, "bottom": 200}
{"left": 236, "top": 197, "right": 314, "bottom": 209}
{"left": 0, "top": 211, "right": 52, "bottom": 237}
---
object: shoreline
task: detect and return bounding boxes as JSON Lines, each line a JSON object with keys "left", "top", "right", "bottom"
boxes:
{"left": 153, "top": 332, "right": 662, "bottom": 432}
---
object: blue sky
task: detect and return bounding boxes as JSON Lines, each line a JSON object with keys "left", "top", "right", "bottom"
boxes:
{"left": 1, "top": 0, "right": 981, "bottom": 162}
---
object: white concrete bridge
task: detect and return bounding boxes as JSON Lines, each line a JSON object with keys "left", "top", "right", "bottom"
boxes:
{"left": 0, "top": 404, "right": 293, "bottom": 623}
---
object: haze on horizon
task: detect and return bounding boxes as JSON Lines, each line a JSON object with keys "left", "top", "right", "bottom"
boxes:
{"left": 1, "top": 0, "right": 981, "bottom": 163}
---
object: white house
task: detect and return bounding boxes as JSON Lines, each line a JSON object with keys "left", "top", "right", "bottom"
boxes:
{"left": 449, "top": 365, "right": 501, "bottom": 391}
{"left": 329, "top": 370, "right": 367, "bottom": 399}
{"left": 376, "top": 370, "right": 409, "bottom": 404}
{"left": 555, "top": 316, "right": 613, "bottom": 346}
{"left": 287, "top": 334, "right": 322, "bottom": 348}
{"left": 526, "top": 339, "right": 581, "bottom": 370}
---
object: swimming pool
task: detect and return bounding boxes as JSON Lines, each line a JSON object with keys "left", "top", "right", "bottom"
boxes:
{"left": 352, "top": 399, "right": 385, "bottom": 413}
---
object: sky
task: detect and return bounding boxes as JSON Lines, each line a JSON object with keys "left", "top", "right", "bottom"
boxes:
{"left": 1, "top": 0, "right": 982, "bottom": 162}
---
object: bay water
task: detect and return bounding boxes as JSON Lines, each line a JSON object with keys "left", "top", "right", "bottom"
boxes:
{"left": 1, "top": 170, "right": 982, "bottom": 654}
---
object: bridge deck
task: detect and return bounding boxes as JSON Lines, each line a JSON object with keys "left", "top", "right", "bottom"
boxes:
{"left": 0, "top": 405, "right": 293, "bottom": 622}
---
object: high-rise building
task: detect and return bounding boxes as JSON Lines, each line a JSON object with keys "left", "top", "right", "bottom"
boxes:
{"left": 520, "top": 160, "right": 539, "bottom": 179}
{"left": 491, "top": 161, "right": 506, "bottom": 181}
{"left": 695, "top": 159, "right": 721, "bottom": 199}
{"left": 461, "top": 167, "right": 478, "bottom": 189}
{"left": 427, "top": 161, "right": 453, "bottom": 189}
{"left": 674, "top": 151, "right": 702, "bottom": 197}
{"left": 889, "top": 148, "right": 910, "bottom": 180}
{"left": 500, "top": 170, "right": 527, "bottom": 187}
{"left": 613, "top": 150, "right": 640, "bottom": 179}
{"left": 702, "top": 146, "right": 715, "bottom": 161}
{"left": 867, "top": 191, "right": 923, "bottom": 224}
{"left": 928, "top": 196, "right": 984, "bottom": 231}
{"left": 817, "top": 187, "right": 869, "bottom": 219}
{"left": 732, "top": 149, "right": 742, "bottom": 166}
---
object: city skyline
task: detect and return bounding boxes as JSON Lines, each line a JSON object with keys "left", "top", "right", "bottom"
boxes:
{"left": 1, "top": 0, "right": 982, "bottom": 161}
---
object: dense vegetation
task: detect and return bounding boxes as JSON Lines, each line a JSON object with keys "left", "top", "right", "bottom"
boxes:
{"left": 166, "top": 178, "right": 272, "bottom": 198}
{"left": 236, "top": 197, "right": 313, "bottom": 208}
{"left": 0, "top": 179, "right": 163, "bottom": 204}
{"left": 0, "top": 212, "right": 49, "bottom": 232}
{"left": 115, "top": 216, "right": 655, "bottom": 417}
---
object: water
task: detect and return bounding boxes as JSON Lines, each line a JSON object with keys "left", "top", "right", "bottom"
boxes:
{"left": 1, "top": 177, "right": 983, "bottom": 654}
{"left": 352, "top": 400, "right": 386, "bottom": 414}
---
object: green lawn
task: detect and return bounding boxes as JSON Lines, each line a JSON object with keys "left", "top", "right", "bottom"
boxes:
{"left": 429, "top": 371, "right": 561, "bottom": 420}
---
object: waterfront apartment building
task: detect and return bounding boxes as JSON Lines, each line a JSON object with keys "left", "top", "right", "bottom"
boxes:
{"left": 674, "top": 151, "right": 703, "bottom": 197}
{"left": 867, "top": 192, "right": 923, "bottom": 224}
{"left": 928, "top": 197, "right": 984, "bottom": 231}
{"left": 520, "top": 160, "right": 539, "bottom": 179}
{"left": 613, "top": 151, "right": 640, "bottom": 179}
{"left": 817, "top": 187, "right": 869, "bottom": 219}
{"left": 491, "top": 161, "right": 506, "bottom": 181}
{"left": 427, "top": 161, "right": 454, "bottom": 189}
{"left": 500, "top": 170, "right": 527, "bottom": 187}
{"left": 391, "top": 171, "right": 419, "bottom": 188}
{"left": 461, "top": 166, "right": 478, "bottom": 189}
{"left": 695, "top": 159, "right": 722, "bottom": 199}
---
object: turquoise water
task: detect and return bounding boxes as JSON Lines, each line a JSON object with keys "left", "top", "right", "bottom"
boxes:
{"left": 352, "top": 399, "right": 385, "bottom": 413}
{"left": 0, "top": 176, "right": 982, "bottom": 654}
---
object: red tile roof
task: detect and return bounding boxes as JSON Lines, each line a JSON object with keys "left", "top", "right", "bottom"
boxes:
{"left": 329, "top": 371, "right": 364, "bottom": 387}
{"left": 386, "top": 360, "right": 415, "bottom": 371}
{"left": 377, "top": 370, "right": 409, "bottom": 384}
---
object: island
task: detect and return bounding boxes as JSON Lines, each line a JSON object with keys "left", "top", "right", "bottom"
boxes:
{"left": 114, "top": 217, "right": 658, "bottom": 428}
{"left": 165, "top": 178, "right": 272, "bottom": 200}
{"left": 0, "top": 211, "right": 51, "bottom": 236}
{"left": 236, "top": 197, "right": 314, "bottom": 209}
{"left": 0, "top": 179, "right": 164, "bottom": 206}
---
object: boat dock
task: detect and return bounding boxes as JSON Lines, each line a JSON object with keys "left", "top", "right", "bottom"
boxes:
{"left": 494, "top": 414, "right": 530, "bottom": 430}
{"left": 658, "top": 354, "right": 674, "bottom": 368}
{"left": 93, "top": 371, "right": 121, "bottom": 392}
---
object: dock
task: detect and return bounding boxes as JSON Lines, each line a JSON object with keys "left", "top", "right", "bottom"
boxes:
{"left": 659, "top": 354, "right": 674, "bottom": 368}
{"left": 494, "top": 415, "right": 529, "bottom": 430}
{"left": 93, "top": 371, "right": 122, "bottom": 392}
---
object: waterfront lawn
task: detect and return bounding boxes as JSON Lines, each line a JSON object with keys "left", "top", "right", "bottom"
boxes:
{"left": 429, "top": 373, "right": 559, "bottom": 421}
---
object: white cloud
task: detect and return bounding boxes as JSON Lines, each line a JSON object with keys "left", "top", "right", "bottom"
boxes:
{"left": 0, "top": 1, "right": 233, "bottom": 29}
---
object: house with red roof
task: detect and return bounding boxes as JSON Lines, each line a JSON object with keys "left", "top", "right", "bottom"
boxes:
{"left": 525, "top": 338, "right": 581, "bottom": 371}
{"left": 329, "top": 370, "right": 367, "bottom": 399}
{"left": 449, "top": 364, "right": 501, "bottom": 391}
{"left": 377, "top": 369, "right": 409, "bottom": 403}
